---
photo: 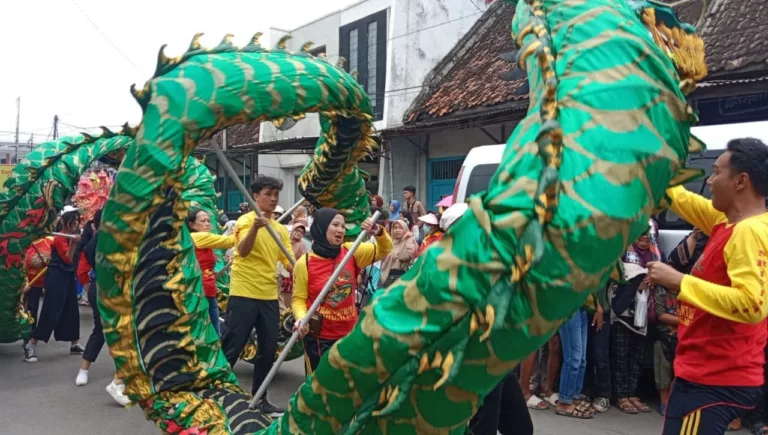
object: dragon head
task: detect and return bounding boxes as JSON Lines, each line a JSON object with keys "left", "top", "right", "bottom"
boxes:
{"left": 628, "top": 0, "right": 708, "bottom": 90}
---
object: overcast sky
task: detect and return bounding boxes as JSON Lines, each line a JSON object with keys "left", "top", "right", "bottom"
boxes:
{"left": 0, "top": 0, "right": 360, "bottom": 143}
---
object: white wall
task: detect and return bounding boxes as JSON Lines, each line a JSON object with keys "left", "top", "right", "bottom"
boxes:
{"left": 255, "top": 0, "right": 487, "bottom": 201}
{"left": 380, "top": 123, "right": 515, "bottom": 207}
{"left": 385, "top": 0, "right": 487, "bottom": 128}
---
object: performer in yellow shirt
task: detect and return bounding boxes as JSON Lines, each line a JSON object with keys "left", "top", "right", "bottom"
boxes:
{"left": 648, "top": 138, "right": 768, "bottom": 435}
{"left": 220, "top": 175, "right": 294, "bottom": 418}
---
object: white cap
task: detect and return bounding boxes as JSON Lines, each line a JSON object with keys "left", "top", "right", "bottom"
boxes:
{"left": 274, "top": 205, "right": 285, "bottom": 215}
{"left": 440, "top": 203, "right": 468, "bottom": 231}
{"left": 417, "top": 213, "right": 439, "bottom": 226}
{"left": 59, "top": 205, "right": 80, "bottom": 216}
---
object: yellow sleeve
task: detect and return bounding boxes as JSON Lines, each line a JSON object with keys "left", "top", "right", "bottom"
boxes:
{"left": 233, "top": 215, "right": 250, "bottom": 248}
{"left": 279, "top": 225, "right": 295, "bottom": 267}
{"left": 351, "top": 229, "right": 394, "bottom": 269}
{"left": 666, "top": 186, "right": 727, "bottom": 235}
{"left": 191, "top": 232, "right": 235, "bottom": 250}
{"left": 291, "top": 255, "right": 309, "bottom": 320}
{"left": 678, "top": 218, "right": 768, "bottom": 324}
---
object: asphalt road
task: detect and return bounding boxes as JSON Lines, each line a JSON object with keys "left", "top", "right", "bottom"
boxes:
{"left": 0, "top": 308, "right": 710, "bottom": 434}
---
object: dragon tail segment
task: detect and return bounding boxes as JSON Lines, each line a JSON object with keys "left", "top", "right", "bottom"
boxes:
{"left": 97, "top": 34, "right": 375, "bottom": 434}
{"left": 0, "top": 131, "right": 133, "bottom": 344}
{"left": 262, "top": 0, "right": 706, "bottom": 433}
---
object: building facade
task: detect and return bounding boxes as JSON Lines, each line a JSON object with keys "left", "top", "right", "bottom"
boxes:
{"left": 251, "top": 0, "right": 490, "bottom": 209}
{"left": 388, "top": 0, "right": 768, "bottom": 212}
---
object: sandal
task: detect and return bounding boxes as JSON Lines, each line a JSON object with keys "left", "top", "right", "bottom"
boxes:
{"left": 629, "top": 397, "right": 651, "bottom": 413}
{"left": 542, "top": 393, "right": 559, "bottom": 407}
{"left": 617, "top": 398, "right": 638, "bottom": 414}
{"left": 750, "top": 424, "right": 768, "bottom": 435}
{"left": 574, "top": 394, "right": 591, "bottom": 406}
{"left": 526, "top": 395, "right": 550, "bottom": 410}
{"left": 555, "top": 401, "right": 595, "bottom": 419}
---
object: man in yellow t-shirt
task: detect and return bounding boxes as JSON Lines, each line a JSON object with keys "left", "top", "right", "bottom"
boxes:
{"left": 221, "top": 175, "right": 294, "bottom": 417}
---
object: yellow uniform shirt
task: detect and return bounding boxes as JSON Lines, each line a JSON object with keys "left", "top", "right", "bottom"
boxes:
{"left": 667, "top": 186, "right": 768, "bottom": 323}
{"left": 230, "top": 213, "right": 295, "bottom": 300}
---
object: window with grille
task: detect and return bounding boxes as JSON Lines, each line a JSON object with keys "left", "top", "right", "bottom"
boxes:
{"left": 367, "top": 22, "right": 377, "bottom": 107}
{"left": 339, "top": 10, "right": 387, "bottom": 120}
{"left": 430, "top": 159, "right": 463, "bottom": 181}
{"left": 349, "top": 30, "right": 358, "bottom": 76}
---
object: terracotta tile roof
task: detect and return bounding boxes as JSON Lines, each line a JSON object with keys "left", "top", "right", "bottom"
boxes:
{"left": 197, "top": 123, "right": 260, "bottom": 149}
{"left": 404, "top": 0, "right": 767, "bottom": 125}
{"left": 700, "top": 0, "right": 768, "bottom": 78}
{"left": 405, "top": 0, "right": 523, "bottom": 124}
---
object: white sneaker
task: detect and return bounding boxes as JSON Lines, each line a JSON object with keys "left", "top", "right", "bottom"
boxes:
{"left": 75, "top": 369, "right": 89, "bottom": 386}
{"left": 106, "top": 380, "right": 131, "bottom": 407}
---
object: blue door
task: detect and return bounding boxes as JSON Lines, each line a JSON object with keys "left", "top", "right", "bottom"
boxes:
{"left": 427, "top": 157, "right": 464, "bottom": 211}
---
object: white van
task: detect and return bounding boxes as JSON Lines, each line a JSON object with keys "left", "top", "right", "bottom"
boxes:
{"left": 452, "top": 121, "right": 768, "bottom": 257}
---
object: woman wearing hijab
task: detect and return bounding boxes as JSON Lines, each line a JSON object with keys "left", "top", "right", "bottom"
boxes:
{"left": 610, "top": 220, "right": 661, "bottom": 414}
{"left": 380, "top": 219, "right": 419, "bottom": 288}
{"left": 388, "top": 200, "right": 401, "bottom": 231}
{"left": 291, "top": 208, "right": 392, "bottom": 373}
{"left": 24, "top": 207, "right": 84, "bottom": 363}
{"left": 186, "top": 208, "right": 236, "bottom": 334}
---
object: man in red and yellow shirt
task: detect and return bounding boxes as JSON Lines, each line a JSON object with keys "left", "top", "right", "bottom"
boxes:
{"left": 648, "top": 138, "right": 768, "bottom": 435}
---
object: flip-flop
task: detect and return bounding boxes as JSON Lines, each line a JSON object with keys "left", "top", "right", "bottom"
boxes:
{"left": 526, "top": 395, "right": 550, "bottom": 410}
{"left": 543, "top": 393, "right": 559, "bottom": 407}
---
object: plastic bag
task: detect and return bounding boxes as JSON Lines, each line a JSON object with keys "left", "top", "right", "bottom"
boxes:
{"left": 634, "top": 288, "right": 649, "bottom": 328}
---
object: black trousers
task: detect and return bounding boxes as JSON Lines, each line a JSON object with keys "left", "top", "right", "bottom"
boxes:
{"left": 303, "top": 335, "right": 337, "bottom": 375}
{"left": 25, "top": 287, "right": 43, "bottom": 331}
{"left": 467, "top": 372, "right": 533, "bottom": 435}
{"left": 83, "top": 284, "right": 105, "bottom": 363}
{"left": 222, "top": 296, "right": 279, "bottom": 395}
{"left": 663, "top": 378, "right": 762, "bottom": 435}
{"left": 33, "top": 268, "right": 79, "bottom": 343}
{"left": 743, "top": 346, "right": 768, "bottom": 427}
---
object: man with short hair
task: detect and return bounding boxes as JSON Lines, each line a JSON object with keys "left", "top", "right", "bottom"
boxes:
{"left": 648, "top": 138, "right": 768, "bottom": 435}
{"left": 403, "top": 185, "right": 426, "bottom": 233}
{"left": 222, "top": 175, "right": 295, "bottom": 417}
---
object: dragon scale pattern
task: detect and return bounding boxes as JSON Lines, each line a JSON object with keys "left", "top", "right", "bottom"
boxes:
{"left": 0, "top": 0, "right": 708, "bottom": 433}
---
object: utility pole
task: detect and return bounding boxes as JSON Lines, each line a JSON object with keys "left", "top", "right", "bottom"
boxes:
{"left": 53, "top": 115, "right": 59, "bottom": 140}
{"left": 28, "top": 133, "right": 34, "bottom": 150}
{"left": 14, "top": 97, "right": 20, "bottom": 163}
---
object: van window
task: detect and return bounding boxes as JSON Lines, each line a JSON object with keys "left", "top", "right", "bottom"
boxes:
{"left": 466, "top": 164, "right": 500, "bottom": 198}
{"left": 656, "top": 150, "right": 724, "bottom": 231}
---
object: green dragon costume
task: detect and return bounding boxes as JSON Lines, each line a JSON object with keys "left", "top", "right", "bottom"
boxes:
{"left": 0, "top": 0, "right": 707, "bottom": 432}
{"left": 0, "top": 130, "right": 226, "bottom": 345}
{"left": 0, "top": 131, "right": 132, "bottom": 343}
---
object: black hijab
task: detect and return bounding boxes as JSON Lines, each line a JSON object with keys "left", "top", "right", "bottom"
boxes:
{"left": 310, "top": 208, "right": 342, "bottom": 259}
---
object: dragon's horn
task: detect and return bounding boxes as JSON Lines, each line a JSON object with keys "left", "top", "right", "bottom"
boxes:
{"left": 189, "top": 32, "right": 204, "bottom": 51}
{"left": 276, "top": 35, "right": 292, "bottom": 49}
{"left": 220, "top": 33, "right": 235, "bottom": 47}
{"left": 250, "top": 32, "right": 263, "bottom": 46}
{"left": 301, "top": 42, "right": 315, "bottom": 53}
